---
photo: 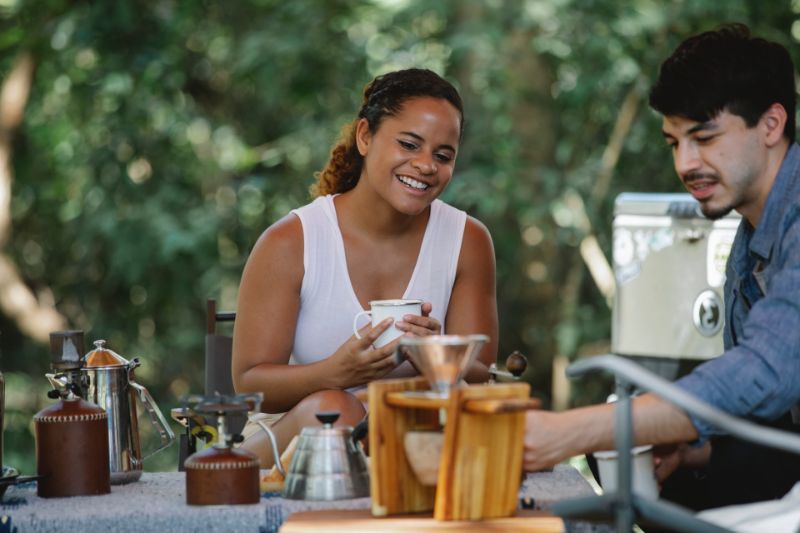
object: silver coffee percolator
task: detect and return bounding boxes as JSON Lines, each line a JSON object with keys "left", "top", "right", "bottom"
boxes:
{"left": 82, "top": 339, "right": 175, "bottom": 484}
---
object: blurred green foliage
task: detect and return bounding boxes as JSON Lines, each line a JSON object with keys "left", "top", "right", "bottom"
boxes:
{"left": 0, "top": 0, "right": 798, "bottom": 473}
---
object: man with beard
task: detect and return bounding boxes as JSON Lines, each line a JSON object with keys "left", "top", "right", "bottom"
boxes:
{"left": 523, "top": 23, "right": 800, "bottom": 509}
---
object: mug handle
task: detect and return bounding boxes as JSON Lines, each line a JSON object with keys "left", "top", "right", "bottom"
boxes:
{"left": 353, "top": 310, "right": 372, "bottom": 339}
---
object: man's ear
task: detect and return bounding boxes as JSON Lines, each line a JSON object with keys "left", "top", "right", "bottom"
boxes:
{"left": 355, "top": 118, "right": 371, "bottom": 156}
{"left": 761, "top": 103, "right": 788, "bottom": 147}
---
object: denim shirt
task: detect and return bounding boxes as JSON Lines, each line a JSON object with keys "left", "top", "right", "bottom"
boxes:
{"left": 675, "top": 143, "right": 800, "bottom": 439}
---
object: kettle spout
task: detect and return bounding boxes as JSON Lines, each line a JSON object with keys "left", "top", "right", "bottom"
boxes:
{"left": 254, "top": 419, "right": 285, "bottom": 477}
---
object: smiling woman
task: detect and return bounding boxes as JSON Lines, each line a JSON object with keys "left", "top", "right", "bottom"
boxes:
{"left": 230, "top": 68, "right": 499, "bottom": 467}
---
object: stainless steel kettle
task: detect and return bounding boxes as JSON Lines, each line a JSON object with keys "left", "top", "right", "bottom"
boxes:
{"left": 281, "top": 412, "right": 370, "bottom": 500}
{"left": 82, "top": 340, "right": 175, "bottom": 484}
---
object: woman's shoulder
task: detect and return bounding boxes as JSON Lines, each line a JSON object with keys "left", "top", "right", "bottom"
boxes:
{"left": 238, "top": 211, "right": 305, "bottom": 297}
{"left": 249, "top": 212, "right": 304, "bottom": 265}
{"left": 462, "top": 215, "right": 493, "bottom": 250}
{"left": 452, "top": 215, "right": 495, "bottom": 285}
{"left": 266, "top": 211, "right": 303, "bottom": 237}
{"left": 256, "top": 195, "right": 332, "bottom": 246}
{"left": 431, "top": 200, "right": 492, "bottom": 255}
{"left": 292, "top": 194, "right": 333, "bottom": 217}
{"left": 248, "top": 195, "right": 336, "bottom": 265}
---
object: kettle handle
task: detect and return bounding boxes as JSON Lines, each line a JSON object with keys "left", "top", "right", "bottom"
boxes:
{"left": 130, "top": 380, "right": 176, "bottom": 460}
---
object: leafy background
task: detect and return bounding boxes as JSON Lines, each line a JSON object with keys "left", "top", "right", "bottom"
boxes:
{"left": 1, "top": 0, "right": 798, "bottom": 473}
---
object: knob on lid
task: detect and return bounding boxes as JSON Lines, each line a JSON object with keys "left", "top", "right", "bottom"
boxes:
{"left": 315, "top": 411, "right": 340, "bottom": 427}
{"left": 83, "top": 340, "right": 129, "bottom": 368}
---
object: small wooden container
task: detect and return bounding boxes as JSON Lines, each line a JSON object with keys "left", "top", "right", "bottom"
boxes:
{"left": 185, "top": 446, "right": 260, "bottom": 505}
{"left": 34, "top": 397, "right": 111, "bottom": 498}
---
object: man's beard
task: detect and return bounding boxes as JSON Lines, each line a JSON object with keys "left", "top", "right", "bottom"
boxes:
{"left": 698, "top": 201, "right": 735, "bottom": 220}
{"left": 684, "top": 171, "right": 735, "bottom": 220}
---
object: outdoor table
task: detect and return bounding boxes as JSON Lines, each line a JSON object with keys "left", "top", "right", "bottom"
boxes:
{"left": 0, "top": 466, "right": 611, "bottom": 532}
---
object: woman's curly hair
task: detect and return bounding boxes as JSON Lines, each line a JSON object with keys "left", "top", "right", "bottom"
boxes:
{"left": 311, "top": 68, "right": 464, "bottom": 197}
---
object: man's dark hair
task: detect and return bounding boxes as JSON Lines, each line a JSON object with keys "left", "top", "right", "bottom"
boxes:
{"left": 649, "top": 23, "right": 797, "bottom": 143}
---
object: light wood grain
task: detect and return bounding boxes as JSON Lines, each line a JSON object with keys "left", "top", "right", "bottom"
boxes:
{"left": 462, "top": 397, "right": 541, "bottom": 414}
{"left": 404, "top": 430, "right": 444, "bottom": 486}
{"left": 260, "top": 434, "right": 299, "bottom": 493}
{"left": 370, "top": 379, "right": 538, "bottom": 522}
{"left": 279, "top": 509, "right": 564, "bottom": 532}
{"left": 368, "top": 377, "right": 440, "bottom": 517}
{"left": 384, "top": 391, "right": 449, "bottom": 410}
{"left": 435, "top": 382, "right": 531, "bottom": 520}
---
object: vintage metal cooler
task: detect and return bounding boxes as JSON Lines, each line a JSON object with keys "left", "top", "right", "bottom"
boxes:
{"left": 611, "top": 193, "right": 741, "bottom": 377}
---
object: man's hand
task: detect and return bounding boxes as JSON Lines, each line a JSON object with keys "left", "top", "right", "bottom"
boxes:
{"left": 653, "top": 441, "right": 711, "bottom": 485}
{"left": 523, "top": 410, "right": 573, "bottom": 471}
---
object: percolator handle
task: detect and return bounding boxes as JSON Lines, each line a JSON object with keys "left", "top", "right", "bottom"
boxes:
{"left": 130, "top": 380, "right": 176, "bottom": 460}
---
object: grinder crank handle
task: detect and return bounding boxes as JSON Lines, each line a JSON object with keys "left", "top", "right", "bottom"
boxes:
{"left": 488, "top": 350, "right": 528, "bottom": 382}
{"left": 130, "top": 380, "right": 176, "bottom": 460}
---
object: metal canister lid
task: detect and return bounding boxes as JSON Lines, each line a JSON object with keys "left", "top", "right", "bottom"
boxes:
{"left": 83, "top": 340, "right": 129, "bottom": 368}
{"left": 49, "top": 331, "right": 85, "bottom": 371}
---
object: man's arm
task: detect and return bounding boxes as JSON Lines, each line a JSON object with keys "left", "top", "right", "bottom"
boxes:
{"left": 673, "top": 214, "right": 800, "bottom": 439}
{"left": 523, "top": 393, "right": 698, "bottom": 471}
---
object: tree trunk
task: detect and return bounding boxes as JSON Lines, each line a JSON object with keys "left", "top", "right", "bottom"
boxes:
{"left": 0, "top": 52, "right": 66, "bottom": 341}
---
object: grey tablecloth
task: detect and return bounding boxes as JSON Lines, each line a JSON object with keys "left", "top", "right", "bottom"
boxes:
{"left": 0, "top": 466, "right": 606, "bottom": 532}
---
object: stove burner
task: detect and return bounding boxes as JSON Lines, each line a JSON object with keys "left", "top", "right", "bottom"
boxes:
{"left": 0, "top": 466, "right": 43, "bottom": 499}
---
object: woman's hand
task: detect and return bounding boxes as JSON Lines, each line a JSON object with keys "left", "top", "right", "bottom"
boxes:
{"left": 394, "top": 302, "right": 441, "bottom": 373}
{"left": 328, "top": 318, "right": 400, "bottom": 389}
{"left": 395, "top": 301, "right": 441, "bottom": 337}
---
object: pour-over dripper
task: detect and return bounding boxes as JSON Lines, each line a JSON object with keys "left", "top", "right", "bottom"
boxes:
{"left": 399, "top": 334, "right": 489, "bottom": 396}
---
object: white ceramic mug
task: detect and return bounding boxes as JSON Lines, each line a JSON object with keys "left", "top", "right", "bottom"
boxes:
{"left": 593, "top": 445, "right": 659, "bottom": 499}
{"left": 352, "top": 299, "right": 423, "bottom": 348}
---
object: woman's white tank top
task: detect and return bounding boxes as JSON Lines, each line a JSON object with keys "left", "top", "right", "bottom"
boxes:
{"left": 290, "top": 195, "right": 466, "bottom": 365}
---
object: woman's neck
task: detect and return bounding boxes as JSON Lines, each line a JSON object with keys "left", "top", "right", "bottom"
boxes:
{"left": 334, "top": 183, "right": 429, "bottom": 239}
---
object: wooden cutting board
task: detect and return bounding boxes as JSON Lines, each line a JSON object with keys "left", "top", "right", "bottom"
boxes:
{"left": 278, "top": 509, "right": 564, "bottom": 532}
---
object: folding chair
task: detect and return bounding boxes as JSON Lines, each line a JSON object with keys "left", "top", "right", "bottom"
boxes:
{"left": 552, "top": 354, "right": 800, "bottom": 533}
{"left": 176, "top": 299, "right": 238, "bottom": 470}
{"left": 205, "top": 298, "right": 236, "bottom": 396}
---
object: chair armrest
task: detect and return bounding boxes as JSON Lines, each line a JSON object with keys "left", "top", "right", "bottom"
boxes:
{"left": 567, "top": 354, "right": 800, "bottom": 455}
